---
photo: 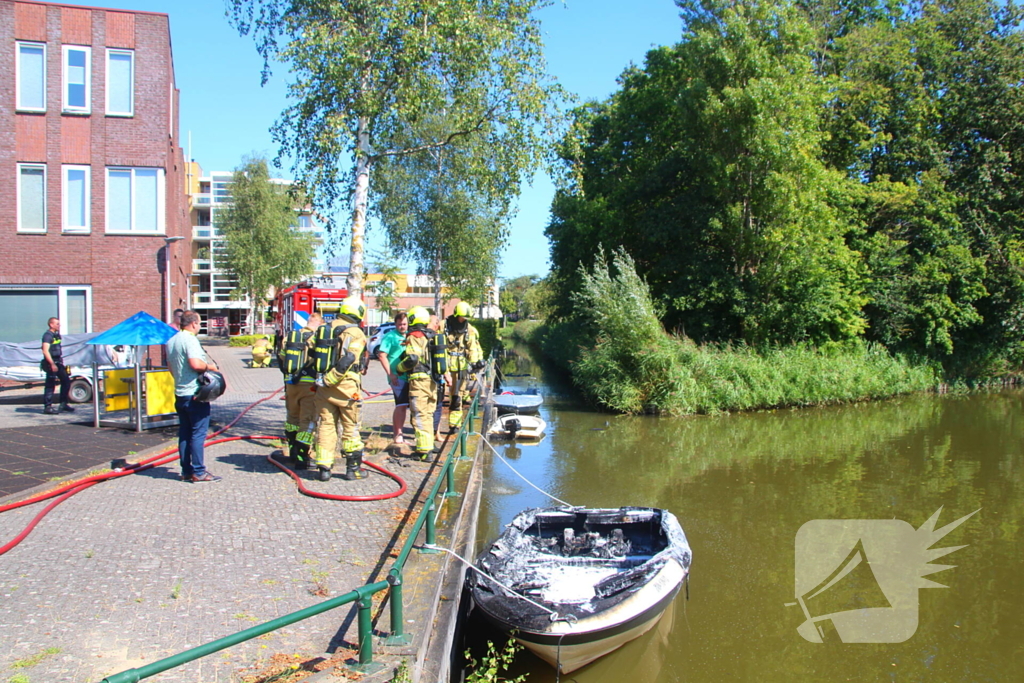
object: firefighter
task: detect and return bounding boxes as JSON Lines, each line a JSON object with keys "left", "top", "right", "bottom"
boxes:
{"left": 444, "top": 301, "right": 484, "bottom": 430}
{"left": 280, "top": 312, "right": 321, "bottom": 468}
{"left": 312, "top": 296, "right": 368, "bottom": 481}
{"left": 397, "top": 306, "right": 444, "bottom": 460}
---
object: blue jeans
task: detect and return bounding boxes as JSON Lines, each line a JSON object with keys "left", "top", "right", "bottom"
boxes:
{"left": 175, "top": 395, "right": 212, "bottom": 478}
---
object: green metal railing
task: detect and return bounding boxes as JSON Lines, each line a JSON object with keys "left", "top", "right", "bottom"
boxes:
{"left": 102, "top": 363, "right": 489, "bottom": 683}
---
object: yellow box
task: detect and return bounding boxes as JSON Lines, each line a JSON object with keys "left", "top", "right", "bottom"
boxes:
{"left": 145, "top": 370, "right": 176, "bottom": 416}
{"left": 104, "top": 368, "right": 136, "bottom": 412}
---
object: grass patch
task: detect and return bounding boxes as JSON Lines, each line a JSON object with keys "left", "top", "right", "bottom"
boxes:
{"left": 10, "top": 647, "right": 61, "bottom": 669}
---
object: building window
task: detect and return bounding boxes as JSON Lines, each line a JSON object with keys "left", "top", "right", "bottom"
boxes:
{"left": 106, "top": 49, "right": 134, "bottom": 116}
{"left": 63, "top": 45, "right": 92, "bottom": 113}
{"left": 63, "top": 165, "right": 91, "bottom": 233}
{"left": 17, "top": 164, "right": 47, "bottom": 233}
{"left": 106, "top": 167, "right": 165, "bottom": 234}
{"left": 16, "top": 42, "right": 46, "bottom": 112}
{"left": 0, "top": 286, "right": 92, "bottom": 343}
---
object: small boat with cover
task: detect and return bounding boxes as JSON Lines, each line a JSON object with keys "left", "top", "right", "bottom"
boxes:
{"left": 493, "top": 388, "right": 543, "bottom": 414}
{"left": 487, "top": 413, "right": 547, "bottom": 440}
{"left": 469, "top": 506, "right": 691, "bottom": 673}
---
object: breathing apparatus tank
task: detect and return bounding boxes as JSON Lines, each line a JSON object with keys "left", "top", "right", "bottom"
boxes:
{"left": 430, "top": 330, "right": 447, "bottom": 379}
{"left": 311, "top": 323, "right": 337, "bottom": 374}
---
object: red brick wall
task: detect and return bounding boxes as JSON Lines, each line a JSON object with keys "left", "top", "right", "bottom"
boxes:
{"left": 0, "top": 1, "right": 187, "bottom": 332}
{"left": 104, "top": 10, "right": 132, "bottom": 49}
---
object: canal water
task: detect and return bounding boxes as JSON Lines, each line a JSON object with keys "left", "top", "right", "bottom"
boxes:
{"left": 461, "top": 346, "right": 1024, "bottom": 682}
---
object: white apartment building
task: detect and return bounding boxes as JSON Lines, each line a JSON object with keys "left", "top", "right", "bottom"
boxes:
{"left": 186, "top": 163, "right": 323, "bottom": 335}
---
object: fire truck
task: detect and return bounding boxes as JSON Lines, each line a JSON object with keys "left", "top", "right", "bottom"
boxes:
{"left": 272, "top": 276, "right": 349, "bottom": 334}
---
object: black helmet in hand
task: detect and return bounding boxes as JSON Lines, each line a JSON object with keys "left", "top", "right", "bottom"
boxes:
{"left": 194, "top": 370, "right": 227, "bottom": 402}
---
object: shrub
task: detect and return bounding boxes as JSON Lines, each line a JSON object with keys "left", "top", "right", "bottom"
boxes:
{"left": 563, "top": 247, "right": 937, "bottom": 415}
{"left": 509, "top": 319, "right": 543, "bottom": 344}
{"left": 229, "top": 334, "right": 270, "bottom": 347}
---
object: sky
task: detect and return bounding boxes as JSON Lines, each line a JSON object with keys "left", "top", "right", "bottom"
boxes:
{"left": 62, "top": 0, "right": 686, "bottom": 279}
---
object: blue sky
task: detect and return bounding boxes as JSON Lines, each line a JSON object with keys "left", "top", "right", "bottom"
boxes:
{"left": 66, "top": 0, "right": 685, "bottom": 279}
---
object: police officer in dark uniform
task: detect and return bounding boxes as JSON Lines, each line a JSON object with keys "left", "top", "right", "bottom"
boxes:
{"left": 41, "top": 317, "right": 73, "bottom": 415}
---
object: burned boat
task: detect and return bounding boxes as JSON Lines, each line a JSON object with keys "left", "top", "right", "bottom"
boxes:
{"left": 470, "top": 506, "right": 691, "bottom": 673}
{"left": 487, "top": 413, "right": 547, "bottom": 441}
{"left": 493, "top": 388, "right": 543, "bottom": 414}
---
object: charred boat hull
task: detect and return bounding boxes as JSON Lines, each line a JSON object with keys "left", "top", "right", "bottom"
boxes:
{"left": 470, "top": 507, "right": 691, "bottom": 673}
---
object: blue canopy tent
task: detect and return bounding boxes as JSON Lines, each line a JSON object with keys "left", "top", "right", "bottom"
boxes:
{"left": 87, "top": 311, "right": 177, "bottom": 347}
{"left": 86, "top": 312, "right": 179, "bottom": 431}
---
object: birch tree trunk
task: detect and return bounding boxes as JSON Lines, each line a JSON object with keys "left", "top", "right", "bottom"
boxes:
{"left": 348, "top": 117, "right": 372, "bottom": 299}
{"left": 433, "top": 249, "right": 443, "bottom": 316}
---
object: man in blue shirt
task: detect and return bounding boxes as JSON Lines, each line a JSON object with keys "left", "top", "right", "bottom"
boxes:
{"left": 167, "top": 311, "right": 221, "bottom": 483}
{"left": 376, "top": 311, "right": 409, "bottom": 450}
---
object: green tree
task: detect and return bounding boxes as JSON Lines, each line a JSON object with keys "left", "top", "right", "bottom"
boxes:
{"left": 367, "top": 249, "right": 401, "bottom": 318}
{"left": 549, "top": 0, "right": 867, "bottom": 345}
{"left": 809, "top": 0, "right": 1021, "bottom": 370}
{"left": 500, "top": 274, "right": 541, "bottom": 320}
{"left": 228, "top": 0, "right": 559, "bottom": 299}
{"left": 523, "top": 277, "right": 555, "bottom": 320}
{"left": 372, "top": 119, "right": 508, "bottom": 314}
{"left": 217, "top": 156, "right": 316, "bottom": 333}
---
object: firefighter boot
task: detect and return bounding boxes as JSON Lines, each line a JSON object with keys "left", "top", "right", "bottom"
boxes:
{"left": 343, "top": 451, "right": 367, "bottom": 481}
{"left": 294, "top": 442, "right": 311, "bottom": 469}
{"left": 317, "top": 465, "right": 331, "bottom": 482}
{"left": 285, "top": 430, "right": 299, "bottom": 466}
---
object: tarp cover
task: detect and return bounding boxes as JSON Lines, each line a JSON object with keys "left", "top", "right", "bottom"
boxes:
{"left": 87, "top": 311, "right": 177, "bottom": 347}
{"left": 0, "top": 332, "right": 112, "bottom": 368}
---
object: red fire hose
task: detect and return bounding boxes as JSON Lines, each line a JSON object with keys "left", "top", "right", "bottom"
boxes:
{"left": 0, "top": 386, "right": 408, "bottom": 556}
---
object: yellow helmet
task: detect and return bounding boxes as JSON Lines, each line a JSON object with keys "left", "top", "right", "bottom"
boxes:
{"left": 340, "top": 296, "right": 366, "bottom": 320}
{"left": 408, "top": 306, "right": 430, "bottom": 327}
{"left": 454, "top": 301, "right": 472, "bottom": 318}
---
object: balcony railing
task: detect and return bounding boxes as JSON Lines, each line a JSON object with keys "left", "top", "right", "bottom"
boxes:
{"left": 192, "top": 259, "right": 212, "bottom": 272}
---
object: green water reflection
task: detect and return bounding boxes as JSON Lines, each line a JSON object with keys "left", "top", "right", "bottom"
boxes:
{"left": 473, "top": 348, "right": 1024, "bottom": 682}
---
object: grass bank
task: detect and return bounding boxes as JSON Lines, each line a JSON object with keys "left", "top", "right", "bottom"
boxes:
{"left": 530, "top": 249, "right": 938, "bottom": 415}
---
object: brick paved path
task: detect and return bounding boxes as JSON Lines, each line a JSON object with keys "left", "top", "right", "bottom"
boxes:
{"left": 0, "top": 341, "right": 448, "bottom": 682}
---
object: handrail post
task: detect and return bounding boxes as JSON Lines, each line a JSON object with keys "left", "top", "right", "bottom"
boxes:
{"left": 444, "top": 457, "right": 460, "bottom": 498}
{"left": 347, "top": 586, "right": 385, "bottom": 674}
{"left": 358, "top": 594, "right": 373, "bottom": 665}
{"left": 421, "top": 499, "right": 439, "bottom": 553}
{"left": 385, "top": 572, "right": 412, "bottom": 645}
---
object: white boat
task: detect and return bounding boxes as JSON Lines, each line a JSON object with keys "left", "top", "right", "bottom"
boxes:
{"left": 470, "top": 506, "right": 691, "bottom": 673}
{"left": 493, "top": 389, "right": 543, "bottom": 414}
{"left": 487, "top": 414, "right": 547, "bottom": 440}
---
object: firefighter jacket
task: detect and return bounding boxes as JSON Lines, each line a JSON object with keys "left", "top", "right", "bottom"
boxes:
{"left": 322, "top": 320, "right": 367, "bottom": 386}
{"left": 444, "top": 317, "right": 483, "bottom": 373}
{"left": 399, "top": 328, "right": 434, "bottom": 381}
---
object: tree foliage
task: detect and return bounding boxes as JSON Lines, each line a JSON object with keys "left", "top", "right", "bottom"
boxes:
{"left": 228, "top": 0, "right": 560, "bottom": 298}
{"left": 500, "top": 274, "right": 553, "bottom": 320}
{"left": 216, "top": 156, "right": 316, "bottom": 331}
{"left": 546, "top": 0, "right": 1024, "bottom": 376}
{"left": 372, "top": 117, "right": 508, "bottom": 311}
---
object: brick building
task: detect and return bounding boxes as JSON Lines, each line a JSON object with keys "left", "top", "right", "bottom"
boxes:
{"left": 0, "top": 0, "right": 187, "bottom": 343}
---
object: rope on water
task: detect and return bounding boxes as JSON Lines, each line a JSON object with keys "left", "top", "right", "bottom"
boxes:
{"left": 475, "top": 435, "right": 575, "bottom": 508}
